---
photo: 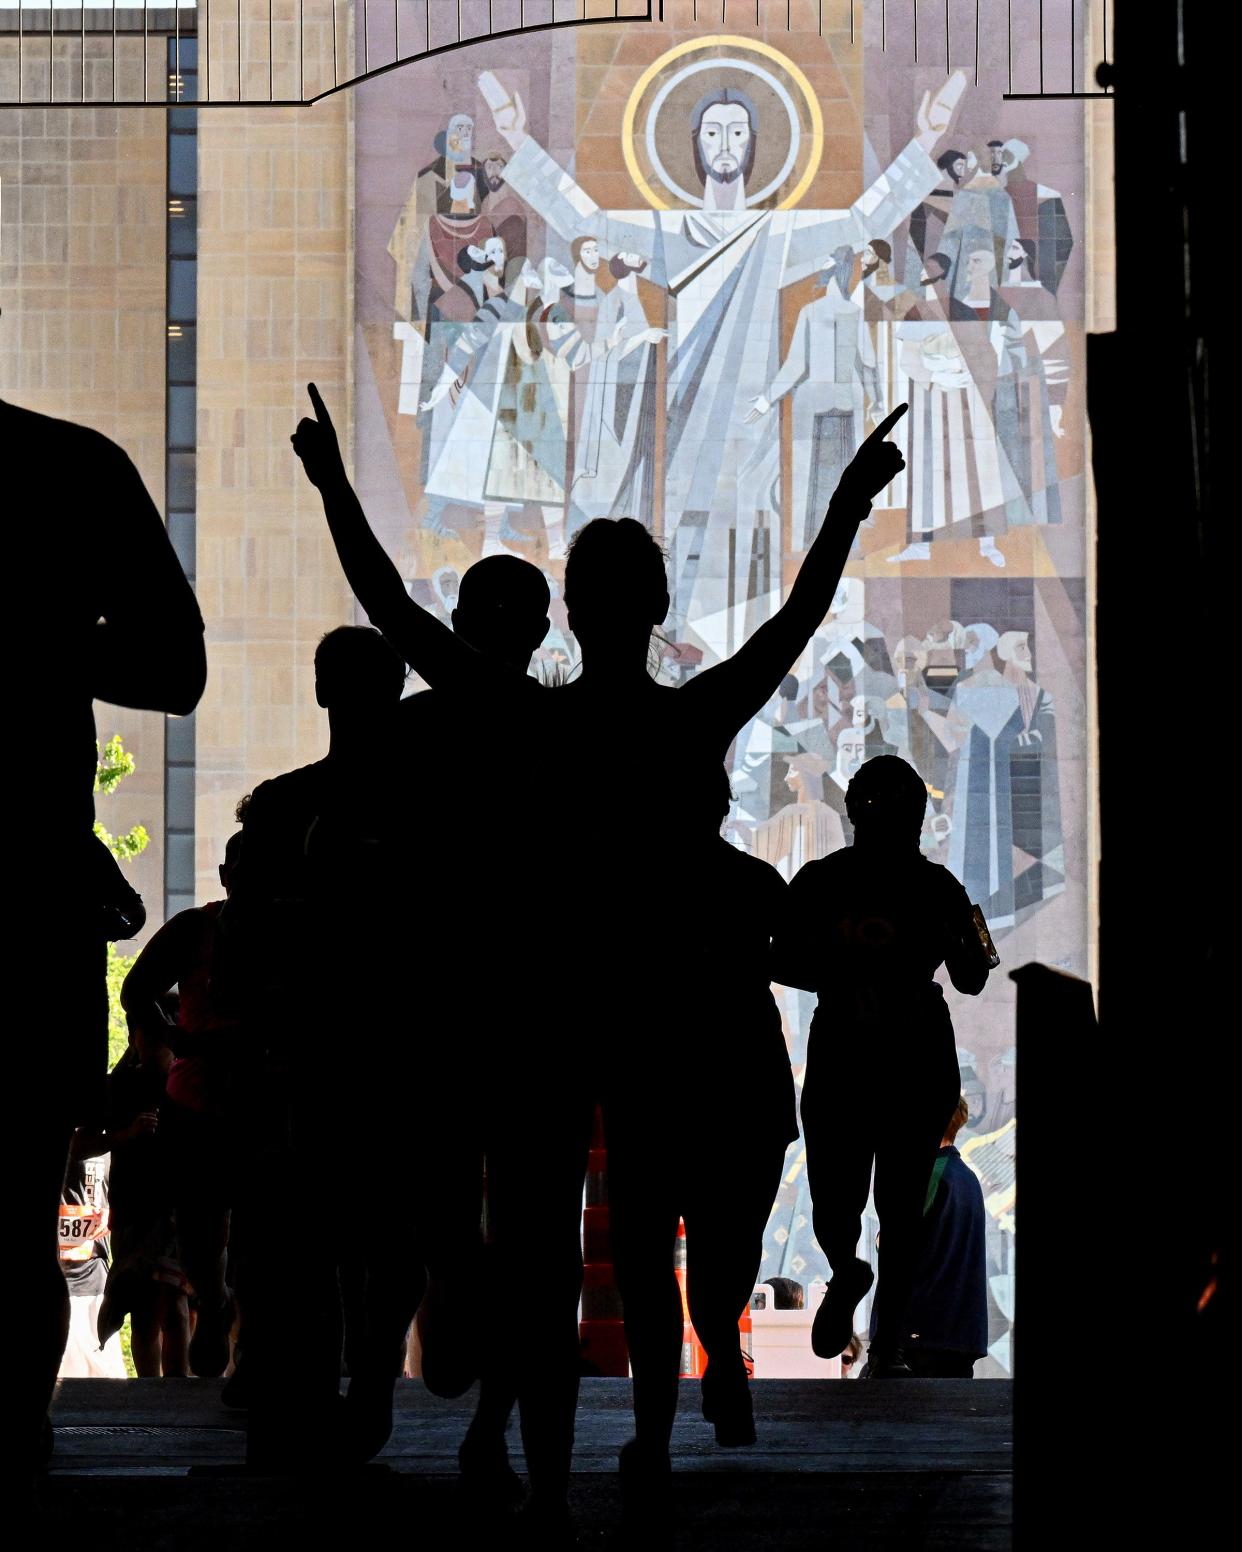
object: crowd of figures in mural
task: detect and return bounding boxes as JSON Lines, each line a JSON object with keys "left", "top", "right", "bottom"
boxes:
{"left": 357, "top": 24, "right": 1089, "bottom": 1375}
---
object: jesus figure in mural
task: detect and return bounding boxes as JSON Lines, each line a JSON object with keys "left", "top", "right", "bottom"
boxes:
{"left": 479, "top": 67, "right": 966, "bottom": 657}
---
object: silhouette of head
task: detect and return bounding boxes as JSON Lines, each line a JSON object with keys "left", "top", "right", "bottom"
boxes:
{"left": 452, "top": 555, "right": 551, "bottom": 671}
{"left": 314, "top": 626, "right": 406, "bottom": 710}
{"left": 937, "top": 148, "right": 968, "bottom": 184}
{"left": 766, "top": 1276, "right": 805, "bottom": 1310}
{"left": 218, "top": 830, "right": 243, "bottom": 893}
{"left": 944, "top": 1093, "right": 970, "bottom": 1144}
{"left": 563, "top": 518, "right": 669, "bottom": 659}
{"left": 845, "top": 755, "right": 928, "bottom": 846}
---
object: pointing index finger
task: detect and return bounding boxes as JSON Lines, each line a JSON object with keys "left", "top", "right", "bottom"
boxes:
{"left": 307, "top": 382, "right": 329, "bottom": 424}
{"left": 866, "top": 403, "right": 908, "bottom": 444}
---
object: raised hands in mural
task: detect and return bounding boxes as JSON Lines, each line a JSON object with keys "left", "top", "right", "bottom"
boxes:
{"left": 915, "top": 70, "right": 967, "bottom": 154}
{"left": 291, "top": 382, "right": 347, "bottom": 491}
{"left": 478, "top": 70, "right": 527, "bottom": 152}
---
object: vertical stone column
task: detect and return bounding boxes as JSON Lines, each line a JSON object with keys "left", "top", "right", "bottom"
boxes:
{"left": 195, "top": 8, "right": 354, "bottom": 900}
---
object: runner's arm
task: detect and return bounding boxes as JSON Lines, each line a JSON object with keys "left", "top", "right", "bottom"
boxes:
{"left": 291, "top": 384, "right": 506, "bottom": 695}
{"left": 684, "top": 407, "right": 908, "bottom": 738}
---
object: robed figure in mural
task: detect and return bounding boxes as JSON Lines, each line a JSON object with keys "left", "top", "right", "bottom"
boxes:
{"left": 569, "top": 251, "right": 667, "bottom": 530}
{"left": 420, "top": 257, "right": 592, "bottom": 559}
{"left": 478, "top": 67, "right": 967, "bottom": 657}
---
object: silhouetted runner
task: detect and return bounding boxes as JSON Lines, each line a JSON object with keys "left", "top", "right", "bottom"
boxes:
{"left": 602, "top": 764, "right": 796, "bottom": 1471}
{"left": 291, "top": 382, "right": 906, "bottom": 1529}
{"left": 396, "top": 557, "right": 552, "bottom": 1501}
{"left": 5, "top": 397, "right": 206, "bottom": 1477}
{"left": 119, "top": 833, "right": 245, "bottom": 1380}
{"left": 224, "top": 625, "right": 408, "bottom": 1469}
{"left": 771, "top": 755, "right": 994, "bottom": 1376}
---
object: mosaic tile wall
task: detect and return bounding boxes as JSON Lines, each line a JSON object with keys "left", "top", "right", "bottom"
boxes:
{"left": 353, "top": 0, "right": 1094, "bottom": 1374}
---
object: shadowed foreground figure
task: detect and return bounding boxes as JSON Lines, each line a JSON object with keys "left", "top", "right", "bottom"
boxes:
{"left": 291, "top": 381, "right": 907, "bottom": 1536}
{"left": 603, "top": 763, "right": 796, "bottom": 1466}
{"left": 772, "top": 755, "right": 994, "bottom": 1376}
{"left": 224, "top": 625, "right": 409, "bottom": 1468}
{"left": 5, "top": 396, "right": 207, "bottom": 1477}
{"left": 115, "top": 833, "right": 245, "bottom": 1380}
{"left": 397, "top": 556, "right": 555, "bottom": 1499}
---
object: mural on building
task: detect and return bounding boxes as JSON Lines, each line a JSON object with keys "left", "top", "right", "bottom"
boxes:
{"left": 355, "top": 11, "right": 1091, "bottom": 1376}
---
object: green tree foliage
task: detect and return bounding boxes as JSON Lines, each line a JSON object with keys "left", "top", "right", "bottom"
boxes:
{"left": 95, "top": 735, "right": 150, "bottom": 1066}
{"left": 91, "top": 736, "right": 148, "bottom": 1374}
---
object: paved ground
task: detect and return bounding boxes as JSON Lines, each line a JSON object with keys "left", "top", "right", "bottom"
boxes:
{"left": 32, "top": 1377, "right": 1012, "bottom": 1549}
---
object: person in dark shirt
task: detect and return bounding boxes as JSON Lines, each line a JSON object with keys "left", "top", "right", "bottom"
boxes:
{"left": 120, "top": 832, "right": 246, "bottom": 1380}
{"left": 399, "top": 557, "right": 553, "bottom": 1494}
{"left": 225, "top": 624, "right": 408, "bottom": 1469}
{"left": 6, "top": 397, "right": 206, "bottom": 1472}
{"left": 772, "top": 755, "right": 992, "bottom": 1376}
{"left": 869, "top": 1093, "right": 989, "bottom": 1377}
{"left": 346, "top": 556, "right": 553, "bottom": 1468}
{"left": 97, "top": 1017, "right": 192, "bottom": 1379}
{"left": 604, "top": 765, "right": 796, "bottom": 1483}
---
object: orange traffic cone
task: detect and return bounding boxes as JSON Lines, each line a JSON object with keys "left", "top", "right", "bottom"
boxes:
{"left": 675, "top": 1219, "right": 707, "bottom": 1378}
{"left": 579, "top": 1105, "right": 629, "bottom": 1376}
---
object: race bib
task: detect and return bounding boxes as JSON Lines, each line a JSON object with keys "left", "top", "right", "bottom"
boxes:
{"left": 57, "top": 1204, "right": 108, "bottom": 1261}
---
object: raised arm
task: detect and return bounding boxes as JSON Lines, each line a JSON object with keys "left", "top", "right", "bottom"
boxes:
{"left": 120, "top": 908, "right": 201, "bottom": 1060}
{"left": 783, "top": 73, "right": 966, "bottom": 285}
{"left": 291, "top": 384, "right": 496, "bottom": 694}
{"left": 480, "top": 70, "right": 695, "bottom": 287}
{"left": 687, "top": 405, "right": 908, "bottom": 738}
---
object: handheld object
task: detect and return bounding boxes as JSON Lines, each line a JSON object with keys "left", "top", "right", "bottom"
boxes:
{"left": 970, "top": 904, "right": 1001, "bottom": 969}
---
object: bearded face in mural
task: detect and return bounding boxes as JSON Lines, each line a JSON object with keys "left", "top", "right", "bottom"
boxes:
{"left": 690, "top": 89, "right": 759, "bottom": 206}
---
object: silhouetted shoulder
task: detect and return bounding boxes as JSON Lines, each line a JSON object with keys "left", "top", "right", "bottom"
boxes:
{"left": 784, "top": 851, "right": 850, "bottom": 895}
{"left": 246, "top": 762, "right": 327, "bottom": 816}
{"left": 6, "top": 398, "right": 205, "bottom": 841}
{"left": 922, "top": 859, "right": 974, "bottom": 911}
{"left": 719, "top": 843, "right": 788, "bottom": 913}
{"left": 4, "top": 398, "right": 118, "bottom": 456}
{"left": 6, "top": 401, "right": 169, "bottom": 531}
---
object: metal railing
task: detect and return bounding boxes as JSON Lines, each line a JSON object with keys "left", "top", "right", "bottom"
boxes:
{"left": 0, "top": 0, "right": 651, "bottom": 106}
{"left": 0, "top": 0, "right": 1114, "bottom": 108}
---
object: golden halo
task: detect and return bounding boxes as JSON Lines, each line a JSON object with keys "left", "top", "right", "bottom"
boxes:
{"left": 621, "top": 35, "right": 825, "bottom": 213}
